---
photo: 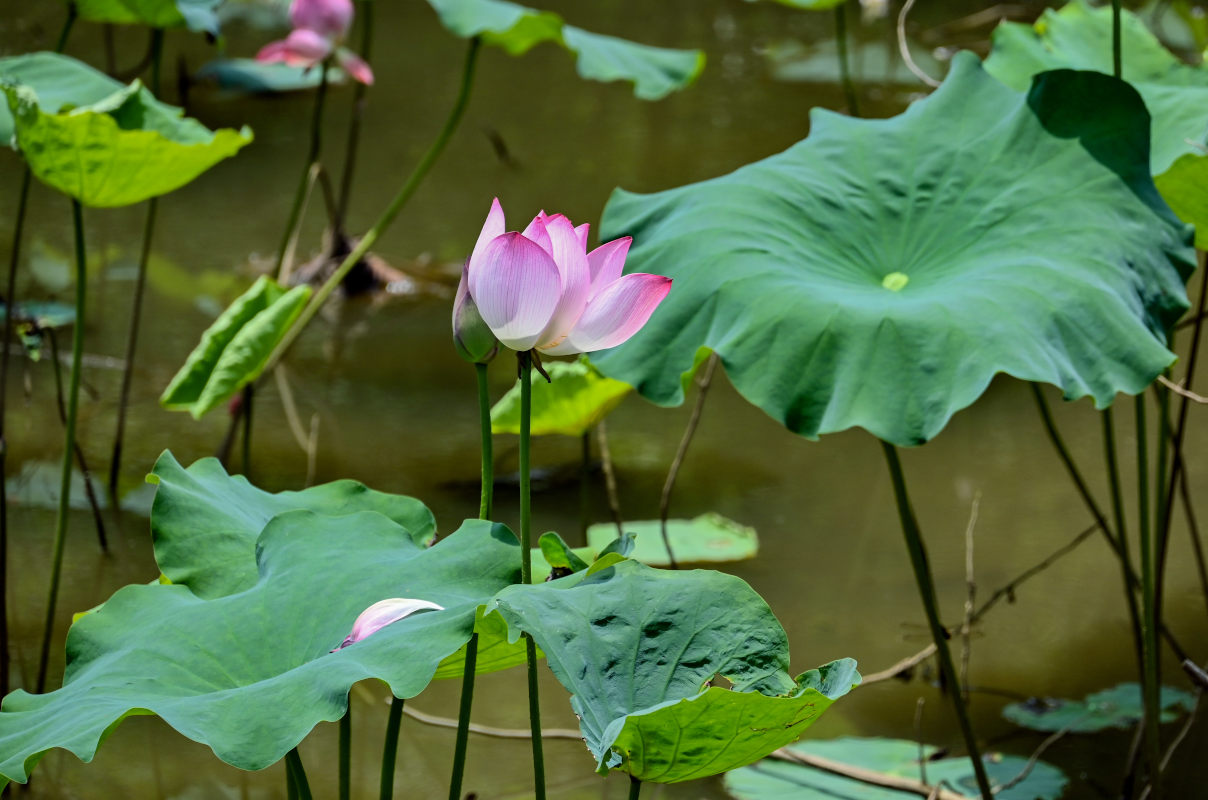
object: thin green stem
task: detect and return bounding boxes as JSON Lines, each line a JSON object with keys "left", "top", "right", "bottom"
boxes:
{"left": 880, "top": 441, "right": 993, "bottom": 800}
{"left": 109, "top": 27, "right": 164, "bottom": 500}
{"left": 1135, "top": 395, "right": 1162, "bottom": 798}
{"left": 519, "top": 351, "right": 546, "bottom": 800}
{"left": 1102, "top": 407, "right": 1144, "bottom": 672}
{"left": 55, "top": 3, "right": 77, "bottom": 53}
{"left": 36, "top": 200, "right": 88, "bottom": 694}
{"left": 476, "top": 361, "right": 493, "bottom": 519}
{"left": 336, "top": 0, "right": 373, "bottom": 230}
{"left": 285, "top": 748, "right": 313, "bottom": 800}
{"left": 241, "top": 384, "right": 254, "bottom": 477}
{"left": 628, "top": 776, "right": 642, "bottom": 800}
{"left": 287, "top": 765, "right": 299, "bottom": 800}
{"left": 447, "top": 633, "right": 478, "bottom": 800}
{"left": 1112, "top": 0, "right": 1123, "bottom": 79}
{"left": 834, "top": 3, "right": 859, "bottom": 116}
{"left": 579, "top": 431, "right": 590, "bottom": 544}
{"left": 339, "top": 702, "right": 351, "bottom": 800}
{"left": 266, "top": 37, "right": 481, "bottom": 371}
{"left": 273, "top": 61, "right": 330, "bottom": 279}
{"left": 380, "top": 697, "right": 403, "bottom": 800}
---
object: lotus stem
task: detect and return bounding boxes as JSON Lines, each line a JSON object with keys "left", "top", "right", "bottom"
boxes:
{"left": 339, "top": 702, "right": 351, "bottom": 800}
{"left": 55, "top": 4, "right": 77, "bottom": 53}
{"left": 879, "top": 441, "right": 993, "bottom": 800}
{"left": 834, "top": 3, "right": 859, "bottom": 117}
{"left": 241, "top": 384, "right": 254, "bottom": 476}
{"left": 35, "top": 200, "right": 89, "bottom": 693}
{"left": 628, "top": 776, "right": 642, "bottom": 800}
{"left": 380, "top": 697, "right": 404, "bottom": 800}
{"left": 519, "top": 350, "right": 546, "bottom": 800}
{"left": 265, "top": 37, "right": 481, "bottom": 371}
{"left": 476, "top": 362, "right": 493, "bottom": 519}
{"left": 287, "top": 766, "right": 299, "bottom": 800}
{"left": 579, "top": 431, "right": 591, "bottom": 543}
{"left": 273, "top": 60, "right": 330, "bottom": 280}
{"left": 1102, "top": 407, "right": 1144, "bottom": 671}
{"left": 1135, "top": 395, "right": 1162, "bottom": 798}
{"left": 1111, "top": 0, "right": 1123, "bottom": 79}
{"left": 658, "top": 352, "right": 719, "bottom": 569}
{"left": 286, "top": 747, "right": 313, "bottom": 800}
{"left": 336, "top": 0, "right": 373, "bottom": 231}
{"left": 447, "top": 632, "right": 478, "bottom": 800}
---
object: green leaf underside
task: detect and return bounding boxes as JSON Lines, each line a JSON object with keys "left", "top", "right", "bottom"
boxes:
{"left": 724, "top": 737, "right": 1068, "bottom": 800}
{"left": 1156, "top": 152, "right": 1208, "bottom": 248}
{"left": 593, "top": 52, "right": 1193, "bottom": 447}
{"left": 1002, "top": 682, "right": 1196, "bottom": 733}
{"left": 423, "top": 0, "right": 704, "bottom": 100}
{"left": 73, "top": 0, "right": 223, "bottom": 34}
{"left": 2, "top": 80, "right": 251, "bottom": 207}
{"left": 490, "top": 559, "right": 859, "bottom": 782}
{"left": 983, "top": 0, "right": 1208, "bottom": 175}
{"left": 194, "top": 59, "right": 350, "bottom": 93}
{"left": 491, "top": 356, "right": 631, "bottom": 436}
{"left": 0, "top": 516, "right": 521, "bottom": 786}
{"left": 148, "top": 451, "right": 437, "bottom": 599}
{"left": 0, "top": 53, "right": 123, "bottom": 144}
{"left": 159, "top": 276, "right": 310, "bottom": 418}
{"left": 587, "top": 513, "right": 758, "bottom": 566}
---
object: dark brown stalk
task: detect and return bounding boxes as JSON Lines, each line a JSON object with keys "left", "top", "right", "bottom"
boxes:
{"left": 658, "top": 352, "right": 719, "bottom": 569}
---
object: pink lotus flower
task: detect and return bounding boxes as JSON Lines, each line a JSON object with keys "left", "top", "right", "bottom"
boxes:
{"left": 256, "top": 0, "right": 374, "bottom": 85}
{"left": 331, "top": 597, "right": 444, "bottom": 651}
{"left": 463, "top": 199, "right": 671, "bottom": 355}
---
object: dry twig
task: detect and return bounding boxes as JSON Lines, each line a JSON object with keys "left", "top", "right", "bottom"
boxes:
{"left": 898, "top": 0, "right": 942, "bottom": 87}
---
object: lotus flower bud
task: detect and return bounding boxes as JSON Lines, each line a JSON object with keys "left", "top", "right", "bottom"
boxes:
{"left": 453, "top": 266, "right": 499, "bottom": 364}
{"left": 332, "top": 597, "right": 444, "bottom": 651}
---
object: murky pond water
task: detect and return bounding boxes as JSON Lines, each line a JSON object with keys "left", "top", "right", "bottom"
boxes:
{"left": 1, "top": 0, "right": 1206, "bottom": 797}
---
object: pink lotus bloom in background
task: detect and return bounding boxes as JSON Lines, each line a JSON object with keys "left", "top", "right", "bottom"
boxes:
{"left": 256, "top": 0, "right": 374, "bottom": 85}
{"left": 331, "top": 598, "right": 444, "bottom": 651}
{"left": 462, "top": 199, "right": 671, "bottom": 354}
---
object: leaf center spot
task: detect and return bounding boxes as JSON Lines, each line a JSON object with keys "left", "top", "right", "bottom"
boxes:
{"left": 881, "top": 272, "right": 909, "bottom": 292}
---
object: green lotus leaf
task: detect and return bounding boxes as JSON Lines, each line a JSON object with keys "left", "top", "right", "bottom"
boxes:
{"left": 73, "top": 0, "right": 224, "bottom": 35}
{"left": 1002, "top": 682, "right": 1196, "bottom": 733}
{"left": 160, "top": 276, "right": 309, "bottom": 419}
{"left": 0, "top": 53, "right": 123, "bottom": 144}
{"left": 194, "top": 58, "right": 350, "bottom": 94}
{"left": 148, "top": 451, "right": 436, "bottom": 599}
{"left": 0, "top": 79, "right": 252, "bottom": 207}
{"left": 761, "top": 0, "right": 848, "bottom": 9}
{"left": 491, "top": 356, "right": 631, "bottom": 437}
{"left": 0, "top": 299, "right": 76, "bottom": 361}
{"left": 587, "top": 513, "right": 758, "bottom": 566}
{"left": 984, "top": 0, "right": 1208, "bottom": 175}
{"left": 0, "top": 514, "right": 521, "bottom": 788}
{"left": 424, "top": 0, "right": 704, "bottom": 100}
{"left": 592, "top": 53, "right": 1194, "bottom": 447}
{"left": 1156, "top": 152, "right": 1208, "bottom": 248}
{"left": 431, "top": 603, "right": 533, "bottom": 680}
{"left": 490, "top": 559, "right": 859, "bottom": 782}
{"left": 724, "top": 737, "right": 1068, "bottom": 800}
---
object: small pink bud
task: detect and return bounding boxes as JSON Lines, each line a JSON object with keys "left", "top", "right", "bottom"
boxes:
{"left": 332, "top": 598, "right": 444, "bottom": 651}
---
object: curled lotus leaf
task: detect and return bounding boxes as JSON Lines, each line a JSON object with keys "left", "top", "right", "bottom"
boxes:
{"left": 1, "top": 79, "right": 251, "bottom": 207}
{"left": 592, "top": 53, "right": 1193, "bottom": 446}
{"left": 490, "top": 559, "right": 859, "bottom": 782}
{"left": 424, "top": 0, "right": 705, "bottom": 100}
{"left": 0, "top": 53, "right": 122, "bottom": 144}
{"left": 72, "top": 0, "right": 224, "bottom": 35}
{"left": 0, "top": 515, "right": 521, "bottom": 788}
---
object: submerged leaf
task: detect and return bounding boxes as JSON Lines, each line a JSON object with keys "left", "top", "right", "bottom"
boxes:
{"left": 424, "top": 0, "right": 704, "bottom": 100}
{"left": 0, "top": 515, "right": 520, "bottom": 787}
{"left": 159, "top": 276, "right": 310, "bottom": 418}
{"left": 491, "top": 356, "right": 631, "bottom": 437}
{"left": 1002, "top": 682, "right": 1196, "bottom": 733}
{"left": 148, "top": 451, "right": 436, "bottom": 599}
{"left": 587, "top": 513, "right": 758, "bottom": 566}
{"left": 490, "top": 559, "right": 859, "bottom": 781}
{"left": 593, "top": 53, "right": 1193, "bottom": 446}
{"left": 194, "top": 58, "right": 350, "bottom": 93}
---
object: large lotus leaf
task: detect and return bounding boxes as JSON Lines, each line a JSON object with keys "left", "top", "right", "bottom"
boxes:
{"left": 592, "top": 53, "right": 1194, "bottom": 447}
{"left": 1155, "top": 153, "right": 1208, "bottom": 248}
{"left": 424, "top": 0, "right": 704, "bottom": 101}
{"left": 160, "top": 276, "right": 310, "bottom": 418}
{"left": 490, "top": 559, "right": 860, "bottom": 781}
{"left": 194, "top": 58, "right": 350, "bottom": 93}
{"left": 587, "top": 513, "right": 758, "bottom": 566}
{"left": 724, "top": 737, "right": 1068, "bottom": 800}
{"left": 1, "top": 80, "right": 251, "bottom": 207}
{"left": 983, "top": 0, "right": 1208, "bottom": 175}
{"left": 491, "top": 356, "right": 631, "bottom": 437}
{"left": 1002, "top": 682, "right": 1196, "bottom": 733}
{"left": 73, "top": 0, "right": 223, "bottom": 35}
{"left": 0, "top": 53, "right": 123, "bottom": 144}
{"left": 148, "top": 451, "right": 436, "bottom": 599}
{"left": 0, "top": 514, "right": 521, "bottom": 787}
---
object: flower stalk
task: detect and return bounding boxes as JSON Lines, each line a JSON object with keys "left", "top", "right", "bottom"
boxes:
{"left": 379, "top": 698, "right": 403, "bottom": 800}
{"left": 519, "top": 350, "right": 546, "bottom": 800}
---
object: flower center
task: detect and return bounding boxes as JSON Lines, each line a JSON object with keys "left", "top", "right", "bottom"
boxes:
{"left": 881, "top": 272, "right": 909, "bottom": 292}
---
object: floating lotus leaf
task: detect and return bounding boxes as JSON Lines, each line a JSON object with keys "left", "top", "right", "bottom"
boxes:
{"left": 0, "top": 53, "right": 122, "bottom": 144}
{"left": 724, "top": 737, "right": 1068, "bottom": 800}
{"left": 592, "top": 53, "right": 1193, "bottom": 446}
{"left": 491, "top": 356, "right": 631, "bottom": 437}
{"left": 0, "top": 79, "right": 251, "bottom": 207}
{"left": 490, "top": 559, "right": 860, "bottom": 782}
{"left": 194, "top": 59, "right": 350, "bottom": 93}
{"left": 148, "top": 451, "right": 436, "bottom": 599}
{"left": 73, "top": 0, "right": 224, "bottom": 35}
{"left": 0, "top": 514, "right": 521, "bottom": 788}
{"left": 424, "top": 0, "right": 705, "bottom": 100}
{"left": 0, "top": 299, "right": 76, "bottom": 361}
{"left": 587, "top": 513, "right": 758, "bottom": 566}
{"left": 1002, "top": 682, "right": 1196, "bottom": 733}
{"left": 984, "top": 0, "right": 1208, "bottom": 175}
{"left": 160, "top": 276, "right": 310, "bottom": 418}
